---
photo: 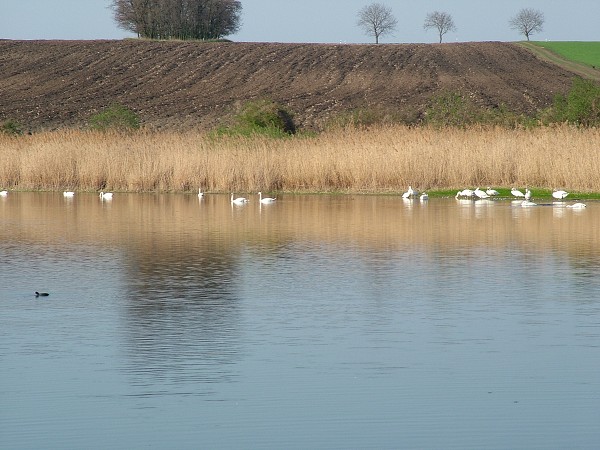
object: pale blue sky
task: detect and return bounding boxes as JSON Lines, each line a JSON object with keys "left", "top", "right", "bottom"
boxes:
{"left": 1, "top": 0, "right": 598, "bottom": 43}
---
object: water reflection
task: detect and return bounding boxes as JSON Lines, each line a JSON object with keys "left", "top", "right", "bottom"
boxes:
{"left": 122, "top": 243, "right": 243, "bottom": 390}
{"left": 1, "top": 192, "right": 599, "bottom": 449}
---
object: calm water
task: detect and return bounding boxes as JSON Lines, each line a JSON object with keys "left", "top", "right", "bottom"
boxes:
{"left": 1, "top": 192, "right": 599, "bottom": 449}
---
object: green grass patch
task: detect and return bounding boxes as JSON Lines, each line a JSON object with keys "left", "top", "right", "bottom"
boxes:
{"left": 89, "top": 104, "right": 140, "bottom": 131}
{"left": 530, "top": 41, "right": 600, "bottom": 67}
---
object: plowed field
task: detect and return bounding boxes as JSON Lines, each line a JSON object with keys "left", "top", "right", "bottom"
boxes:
{"left": 0, "top": 40, "right": 578, "bottom": 132}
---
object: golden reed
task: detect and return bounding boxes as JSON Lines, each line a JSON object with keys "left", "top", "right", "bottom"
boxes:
{"left": 1, "top": 125, "right": 599, "bottom": 193}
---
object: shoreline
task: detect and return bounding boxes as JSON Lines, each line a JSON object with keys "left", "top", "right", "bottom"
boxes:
{"left": 2, "top": 125, "right": 600, "bottom": 195}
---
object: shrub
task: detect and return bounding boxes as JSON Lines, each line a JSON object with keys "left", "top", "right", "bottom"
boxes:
{"left": 89, "top": 104, "right": 140, "bottom": 131}
{"left": 546, "top": 77, "right": 600, "bottom": 127}
{"left": 424, "top": 92, "right": 482, "bottom": 128}
{"left": 219, "top": 99, "right": 297, "bottom": 137}
{"left": 1, "top": 119, "right": 24, "bottom": 135}
{"left": 424, "top": 91, "right": 535, "bottom": 128}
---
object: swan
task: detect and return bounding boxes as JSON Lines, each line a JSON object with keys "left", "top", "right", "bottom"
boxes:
{"left": 99, "top": 191, "right": 113, "bottom": 200}
{"left": 525, "top": 189, "right": 532, "bottom": 201}
{"left": 474, "top": 187, "right": 490, "bottom": 199}
{"left": 420, "top": 192, "right": 429, "bottom": 201}
{"left": 567, "top": 202, "right": 586, "bottom": 209}
{"left": 485, "top": 187, "right": 499, "bottom": 196}
{"left": 231, "top": 193, "right": 249, "bottom": 205}
{"left": 198, "top": 188, "right": 204, "bottom": 198}
{"left": 63, "top": 191, "right": 75, "bottom": 197}
{"left": 402, "top": 185, "right": 416, "bottom": 198}
{"left": 552, "top": 190, "right": 569, "bottom": 200}
{"left": 455, "top": 189, "right": 474, "bottom": 199}
{"left": 259, "top": 192, "right": 276, "bottom": 204}
{"left": 0, "top": 190, "right": 7, "bottom": 196}
{"left": 511, "top": 188, "right": 525, "bottom": 198}
{"left": 35, "top": 291, "right": 49, "bottom": 297}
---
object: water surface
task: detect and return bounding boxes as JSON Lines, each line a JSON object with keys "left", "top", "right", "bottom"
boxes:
{"left": 1, "top": 192, "right": 599, "bottom": 449}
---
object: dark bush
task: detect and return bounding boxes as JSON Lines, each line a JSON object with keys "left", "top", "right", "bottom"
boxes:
{"left": 1, "top": 119, "right": 24, "bottom": 136}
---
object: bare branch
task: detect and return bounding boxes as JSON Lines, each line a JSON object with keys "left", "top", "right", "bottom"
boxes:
{"left": 423, "top": 11, "right": 456, "bottom": 43}
{"left": 509, "top": 8, "right": 544, "bottom": 41}
{"left": 110, "top": 0, "right": 242, "bottom": 40}
{"left": 357, "top": 3, "right": 398, "bottom": 44}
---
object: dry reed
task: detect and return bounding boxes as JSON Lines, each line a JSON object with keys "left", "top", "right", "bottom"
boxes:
{"left": 1, "top": 125, "right": 599, "bottom": 193}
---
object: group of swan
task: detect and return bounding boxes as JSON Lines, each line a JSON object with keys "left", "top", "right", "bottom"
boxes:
{"left": 62, "top": 191, "right": 113, "bottom": 199}
{"left": 403, "top": 186, "right": 428, "bottom": 201}
{"left": 453, "top": 186, "right": 586, "bottom": 208}
{"left": 1, "top": 187, "right": 589, "bottom": 209}
{"left": 230, "top": 192, "right": 277, "bottom": 205}
{"left": 455, "top": 187, "right": 499, "bottom": 199}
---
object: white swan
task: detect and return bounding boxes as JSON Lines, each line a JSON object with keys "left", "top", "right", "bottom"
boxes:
{"left": 511, "top": 188, "right": 525, "bottom": 198}
{"left": 474, "top": 187, "right": 490, "bottom": 199}
{"left": 525, "top": 189, "right": 532, "bottom": 201}
{"left": 567, "top": 202, "right": 586, "bottom": 209}
{"left": 420, "top": 192, "right": 429, "bottom": 201}
{"left": 259, "top": 192, "right": 276, "bottom": 204}
{"left": 99, "top": 191, "right": 113, "bottom": 200}
{"left": 231, "top": 193, "right": 249, "bottom": 205}
{"left": 0, "top": 190, "right": 8, "bottom": 196}
{"left": 402, "top": 185, "right": 416, "bottom": 199}
{"left": 552, "top": 190, "right": 569, "bottom": 200}
{"left": 455, "top": 189, "right": 474, "bottom": 199}
{"left": 63, "top": 191, "right": 75, "bottom": 197}
{"left": 198, "top": 188, "right": 204, "bottom": 198}
{"left": 485, "top": 187, "right": 499, "bottom": 196}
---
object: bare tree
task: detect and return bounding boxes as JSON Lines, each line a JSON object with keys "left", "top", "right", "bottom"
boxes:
{"left": 509, "top": 8, "right": 544, "bottom": 41}
{"left": 357, "top": 3, "right": 397, "bottom": 44}
{"left": 111, "top": 0, "right": 242, "bottom": 40}
{"left": 423, "top": 11, "right": 456, "bottom": 43}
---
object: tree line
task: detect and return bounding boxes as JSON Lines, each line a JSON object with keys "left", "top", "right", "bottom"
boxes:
{"left": 111, "top": 0, "right": 242, "bottom": 40}
{"left": 111, "top": 1, "right": 544, "bottom": 44}
{"left": 357, "top": 3, "right": 545, "bottom": 43}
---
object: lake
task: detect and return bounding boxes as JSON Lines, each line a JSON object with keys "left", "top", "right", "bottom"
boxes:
{"left": 1, "top": 192, "right": 599, "bottom": 449}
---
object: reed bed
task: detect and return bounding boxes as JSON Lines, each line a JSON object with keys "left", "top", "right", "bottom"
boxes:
{"left": 1, "top": 125, "right": 599, "bottom": 193}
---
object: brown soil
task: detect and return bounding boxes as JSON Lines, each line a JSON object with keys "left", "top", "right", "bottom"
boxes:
{"left": 0, "top": 39, "right": 579, "bottom": 132}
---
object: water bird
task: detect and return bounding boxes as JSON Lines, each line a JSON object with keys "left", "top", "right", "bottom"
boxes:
{"left": 35, "top": 291, "right": 49, "bottom": 297}
{"left": 511, "top": 188, "right": 525, "bottom": 198}
{"left": 198, "top": 188, "right": 204, "bottom": 198}
{"left": 0, "top": 190, "right": 7, "bottom": 196}
{"left": 566, "top": 202, "right": 586, "bottom": 209}
{"left": 552, "top": 190, "right": 569, "bottom": 200}
{"left": 455, "top": 189, "right": 474, "bottom": 199}
{"left": 525, "top": 189, "right": 532, "bottom": 201}
{"left": 99, "top": 191, "right": 113, "bottom": 200}
{"left": 63, "top": 191, "right": 75, "bottom": 197}
{"left": 420, "top": 192, "right": 429, "bottom": 201}
{"left": 485, "top": 187, "right": 499, "bottom": 196}
{"left": 259, "top": 192, "right": 276, "bottom": 204}
{"left": 231, "top": 193, "right": 249, "bottom": 205}
{"left": 474, "top": 187, "right": 490, "bottom": 199}
{"left": 402, "top": 185, "right": 416, "bottom": 199}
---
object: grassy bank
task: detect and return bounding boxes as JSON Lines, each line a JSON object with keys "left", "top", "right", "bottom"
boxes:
{"left": 1, "top": 126, "right": 599, "bottom": 195}
{"left": 520, "top": 41, "right": 600, "bottom": 82}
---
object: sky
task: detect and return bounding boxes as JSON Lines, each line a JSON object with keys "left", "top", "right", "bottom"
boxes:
{"left": 1, "top": 0, "right": 598, "bottom": 43}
